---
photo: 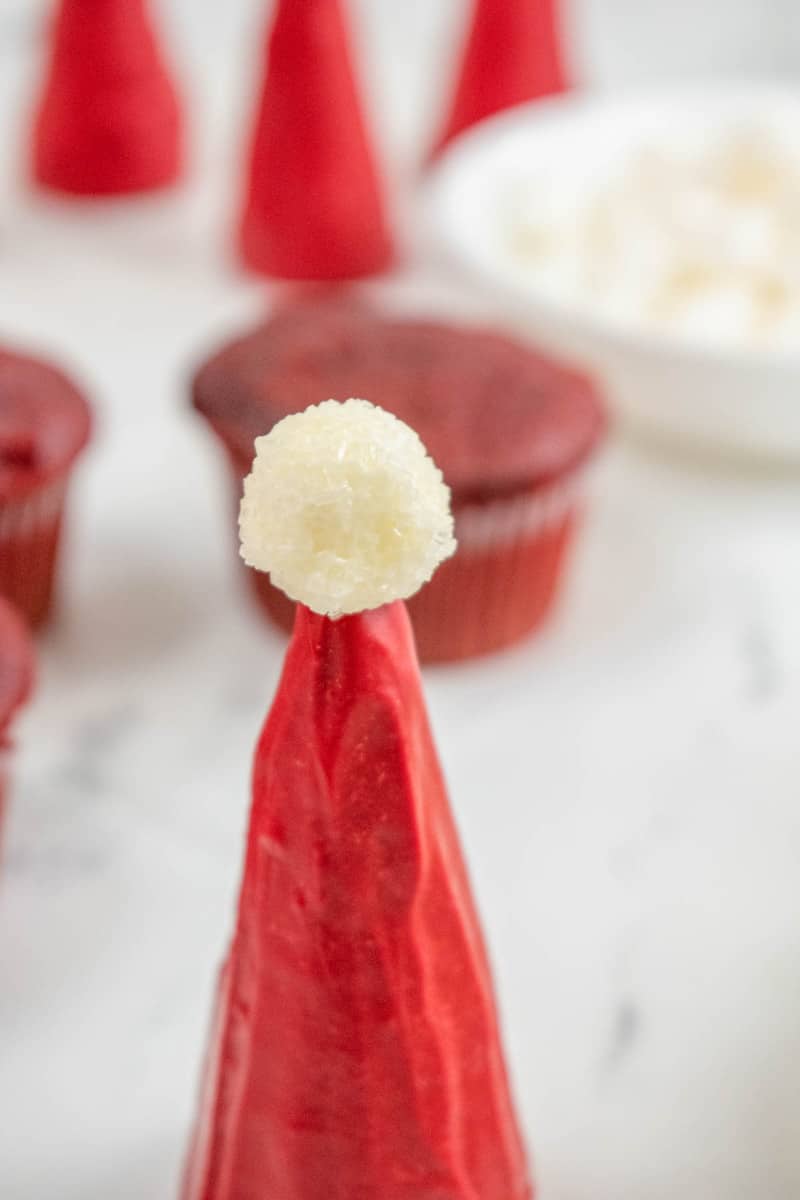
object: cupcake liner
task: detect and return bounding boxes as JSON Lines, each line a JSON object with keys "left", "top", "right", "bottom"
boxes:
{"left": 224, "top": 442, "right": 587, "bottom": 662}
{"left": 409, "top": 496, "right": 577, "bottom": 662}
{"left": 0, "top": 597, "right": 35, "bottom": 854}
{"left": 0, "top": 348, "right": 91, "bottom": 628}
{"left": 0, "top": 750, "right": 10, "bottom": 857}
{"left": 409, "top": 472, "right": 585, "bottom": 661}
{"left": 0, "top": 476, "right": 69, "bottom": 628}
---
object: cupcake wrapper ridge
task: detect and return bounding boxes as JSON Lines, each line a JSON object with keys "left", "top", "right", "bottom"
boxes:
{"left": 0, "top": 476, "right": 70, "bottom": 627}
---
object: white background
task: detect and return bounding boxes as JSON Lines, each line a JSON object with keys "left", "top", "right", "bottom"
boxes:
{"left": 2, "top": 3, "right": 800, "bottom": 1199}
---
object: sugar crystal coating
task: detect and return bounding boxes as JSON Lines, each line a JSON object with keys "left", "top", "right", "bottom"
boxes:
{"left": 239, "top": 399, "right": 456, "bottom": 616}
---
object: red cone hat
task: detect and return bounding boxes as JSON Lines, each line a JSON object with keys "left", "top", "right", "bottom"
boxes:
{"left": 32, "top": 0, "right": 183, "bottom": 196}
{"left": 238, "top": 0, "right": 394, "bottom": 280}
{"left": 431, "top": 0, "right": 567, "bottom": 158}
{"left": 182, "top": 400, "right": 532, "bottom": 1200}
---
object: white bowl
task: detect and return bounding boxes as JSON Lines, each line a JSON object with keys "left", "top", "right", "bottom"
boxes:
{"left": 426, "top": 84, "right": 800, "bottom": 461}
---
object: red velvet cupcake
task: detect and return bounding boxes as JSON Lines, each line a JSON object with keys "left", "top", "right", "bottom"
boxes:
{"left": 0, "top": 597, "right": 35, "bottom": 847}
{"left": 0, "top": 348, "right": 91, "bottom": 627}
{"left": 192, "top": 299, "right": 605, "bottom": 661}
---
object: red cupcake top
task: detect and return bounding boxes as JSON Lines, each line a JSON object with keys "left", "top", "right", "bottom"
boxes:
{"left": 0, "top": 597, "right": 34, "bottom": 739}
{"left": 192, "top": 299, "right": 605, "bottom": 497}
{"left": 0, "top": 349, "right": 91, "bottom": 502}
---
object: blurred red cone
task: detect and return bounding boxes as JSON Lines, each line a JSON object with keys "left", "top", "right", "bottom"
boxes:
{"left": 431, "top": 0, "right": 567, "bottom": 158}
{"left": 32, "top": 0, "right": 184, "bottom": 196}
{"left": 238, "top": 0, "right": 394, "bottom": 281}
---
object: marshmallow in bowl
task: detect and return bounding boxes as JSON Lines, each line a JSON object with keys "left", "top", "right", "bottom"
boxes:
{"left": 503, "top": 128, "right": 800, "bottom": 351}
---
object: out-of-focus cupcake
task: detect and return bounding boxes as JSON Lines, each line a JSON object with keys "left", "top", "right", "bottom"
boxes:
{"left": 0, "top": 596, "right": 35, "bottom": 848}
{"left": 192, "top": 299, "right": 606, "bottom": 662}
{"left": 0, "top": 347, "right": 91, "bottom": 627}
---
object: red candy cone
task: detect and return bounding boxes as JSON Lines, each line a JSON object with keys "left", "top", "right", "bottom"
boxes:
{"left": 238, "top": 0, "right": 394, "bottom": 281}
{"left": 32, "top": 0, "right": 183, "bottom": 197}
{"left": 431, "top": 0, "right": 567, "bottom": 157}
{"left": 183, "top": 603, "right": 532, "bottom": 1200}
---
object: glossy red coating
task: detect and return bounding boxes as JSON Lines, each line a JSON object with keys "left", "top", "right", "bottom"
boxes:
{"left": 431, "top": 0, "right": 567, "bottom": 158}
{"left": 183, "top": 602, "right": 532, "bottom": 1199}
{"left": 239, "top": 0, "right": 394, "bottom": 281}
{"left": 32, "top": 0, "right": 183, "bottom": 196}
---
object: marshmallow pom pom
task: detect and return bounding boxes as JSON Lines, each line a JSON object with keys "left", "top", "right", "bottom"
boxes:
{"left": 239, "top": 399, "right": 456, "bottom": 617}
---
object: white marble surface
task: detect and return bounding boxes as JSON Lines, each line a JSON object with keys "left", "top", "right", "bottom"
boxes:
{"left": 3, "top": 4, "right": 800, "bottom": 1199}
